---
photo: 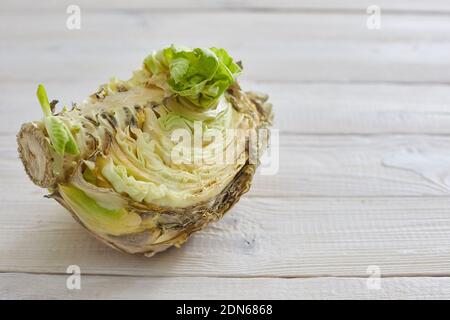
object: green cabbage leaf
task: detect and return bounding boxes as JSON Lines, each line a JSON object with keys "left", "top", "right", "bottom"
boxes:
{"left": 144, "top": 46, "right": 241, "bottom": 109}
{"left": 37, "top": 84, "right": 79, "bottom": 156}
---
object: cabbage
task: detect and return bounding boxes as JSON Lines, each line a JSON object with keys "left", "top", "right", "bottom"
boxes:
{"left": 144, "top": 45, "right": 241, "bottom": 108}
{"left": 18, "top": 46, "right": 273, "bottom": 256}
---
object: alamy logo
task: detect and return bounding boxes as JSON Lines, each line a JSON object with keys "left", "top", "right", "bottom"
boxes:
{"left": 366, "top": 265, "right": 381, "bottom": 290}
{"left": 66, "top": 265, "right": 81, "bottom": 290}
{"left": 366, "top": 5, "right": 381, "bottom": 30}
{"left": 66, "top": 5, "right": 81, "bottom": 30}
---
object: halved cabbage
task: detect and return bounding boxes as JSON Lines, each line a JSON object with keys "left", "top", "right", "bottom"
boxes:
{"left": 17, "top": 46, "right": 273, "bottom": 256}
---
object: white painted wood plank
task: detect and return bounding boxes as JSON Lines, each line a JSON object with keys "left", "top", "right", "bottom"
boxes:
{"left": 1, "top": 12, "right": 450, "bottom": 83}
{"left": 3, "top": 134, "right": 450, "bottom": 199}
{"left": 257, "top": 83, "right": 450, "bottom": 135}
{"left": 2, "top": 0, "right": 450, "bottom": 13}
{"left": 1, "top": 2, "right": 450, "bottom": 299}
{"left": 2, "top": 274, "right": 450, "bottom": 299}
{"left": 4, "top": 82, "right": 450, "bottom": 135}
{"left": 1, "top": 197, "right": 450, "bottom": 277}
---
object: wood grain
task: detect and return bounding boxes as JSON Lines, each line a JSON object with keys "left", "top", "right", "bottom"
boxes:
{"left": 1, "top": 273, "right": 450, "bottom": 299}
{"left": 1, "top": 197, "right": 450, "bottom": 277}
{"left": 1, "top": 0, "right": 450, "bottom": 299}
{"left": 1, "top": 12, "right": 450, "bottom": 84}
{"left": 2, "top": 0, "right": 450, "bottom": 13}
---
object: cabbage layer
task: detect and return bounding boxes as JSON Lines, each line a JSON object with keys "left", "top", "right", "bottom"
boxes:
{"left": 48, "top": 47, "right": 255, "bottom": 237}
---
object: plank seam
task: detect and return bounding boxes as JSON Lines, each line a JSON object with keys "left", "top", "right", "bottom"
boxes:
{"left": 3, "top": 8, "right": 450, "bottom": 16}
{"left": 2, "top": 271, "right": 450, "bottom": 279}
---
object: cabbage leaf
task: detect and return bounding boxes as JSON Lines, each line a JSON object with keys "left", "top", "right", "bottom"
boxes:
{"left": 37, "top": 84, "right": 79, "bottom": 156}
{"left": 144, "top": 46, "right": 241, "bottom": 109}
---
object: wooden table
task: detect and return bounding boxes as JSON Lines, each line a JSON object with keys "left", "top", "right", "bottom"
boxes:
{"left": 1, "top": 0, "right": 450, "bottom": 299}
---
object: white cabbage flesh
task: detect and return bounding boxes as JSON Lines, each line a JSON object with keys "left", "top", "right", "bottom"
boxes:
{"left": 64, "top": 85, "right": 252, "bottom": 208}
